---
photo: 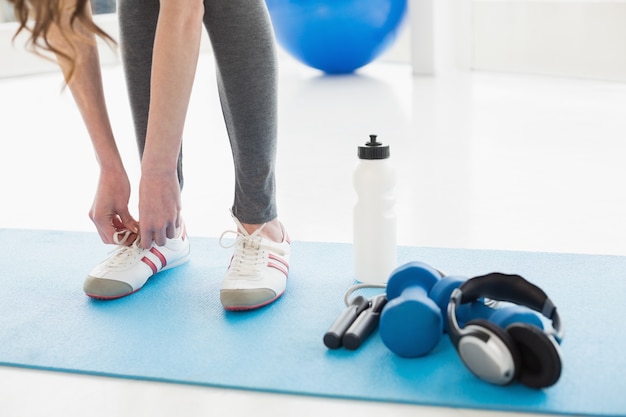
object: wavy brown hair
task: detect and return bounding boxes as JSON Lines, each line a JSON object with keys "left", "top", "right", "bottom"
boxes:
{"left": 8, "top": 0, "right": 116, "bottom": 81}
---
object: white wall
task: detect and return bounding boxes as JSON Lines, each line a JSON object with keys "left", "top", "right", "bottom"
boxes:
{"left": 473, "top": 0, "right": 626, "bottom": 81}
{"left": 1, "top": 1, "right": 626, "bottom": 81}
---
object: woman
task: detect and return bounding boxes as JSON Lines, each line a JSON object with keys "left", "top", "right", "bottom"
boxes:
{"left": 9, "top": 0, "right": 290, "bottom": 311}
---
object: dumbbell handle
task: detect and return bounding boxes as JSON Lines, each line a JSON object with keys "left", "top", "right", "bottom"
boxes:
{"left": 456, "top": 300, "right": 502, "bottom": 328}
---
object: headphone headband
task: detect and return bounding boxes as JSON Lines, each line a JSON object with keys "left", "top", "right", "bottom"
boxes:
{"left": 450, "top": 273, "right": 564, "bottom": 342}
{"left": 459, "top": 273, "right": 547, "bottom": 310}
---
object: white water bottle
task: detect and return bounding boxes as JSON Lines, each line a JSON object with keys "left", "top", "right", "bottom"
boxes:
{"left": 353, "top": 134, "right": 397, "bottom": 284}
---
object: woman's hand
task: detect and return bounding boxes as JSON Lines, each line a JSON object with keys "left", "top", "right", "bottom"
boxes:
{"left": 89, "top": 167, "right": 139, "bottom": 245}
{"left": 138, "top": 169, "right": 182, "bottom": 249}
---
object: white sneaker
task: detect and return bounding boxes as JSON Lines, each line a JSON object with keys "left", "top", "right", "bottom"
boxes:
{"left": 84, "top": 226, "right": 191, "bottom": 299}
{"left": 219, "top": 215, "right": 290, "bottom": 311}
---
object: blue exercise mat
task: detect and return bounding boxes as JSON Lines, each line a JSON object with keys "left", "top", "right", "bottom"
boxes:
{"left": 0, "top": 228, "right": 624, "bottom": 416}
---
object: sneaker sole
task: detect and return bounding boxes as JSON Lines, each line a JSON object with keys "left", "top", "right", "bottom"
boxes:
{"left": 220, "top": 289, "right": 285, "bottom": 311}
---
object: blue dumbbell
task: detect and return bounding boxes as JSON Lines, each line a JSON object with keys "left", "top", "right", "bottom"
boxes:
{"left": 380, "top": 262, "right": 544, "bottom": 358}
{"left": 455, "top": 300, "right": 544, "bottom": 331}
{"left": 379, "top": 261, "right": 448, "bottom": 357}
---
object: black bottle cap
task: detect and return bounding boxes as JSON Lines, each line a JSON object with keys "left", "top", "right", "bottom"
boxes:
{"left": 357, "top": 134, "right": 390, "bottom": 160}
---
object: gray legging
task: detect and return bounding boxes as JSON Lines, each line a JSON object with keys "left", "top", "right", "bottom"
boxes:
{"left": 117, "top": 0, "right": 278, "bottom": 225}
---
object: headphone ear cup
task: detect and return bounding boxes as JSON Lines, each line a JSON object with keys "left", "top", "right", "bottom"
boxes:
{"left": 457, "top": 319, "right": 521, "bottom": 385}
{"left": 506, "top": 323, "right": 562, "bottom": 389}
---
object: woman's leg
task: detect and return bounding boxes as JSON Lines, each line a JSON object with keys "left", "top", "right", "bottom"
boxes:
{"left": 202, "top": 0, "right": 278, "bottom": 225}
{"left": 204, "top": 0, "right": 288, "bottom": 311}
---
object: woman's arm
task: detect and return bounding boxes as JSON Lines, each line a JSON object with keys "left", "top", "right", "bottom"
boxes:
{"left": 48, "top": 3, "right": 138, "bottom": 243}
{"left": 137, "top": 0, "right": 204, "bottom": 248}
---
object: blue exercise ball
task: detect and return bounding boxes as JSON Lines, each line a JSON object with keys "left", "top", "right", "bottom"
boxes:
{"left": 266, "top": 0, "right": 408, "bottom": 74}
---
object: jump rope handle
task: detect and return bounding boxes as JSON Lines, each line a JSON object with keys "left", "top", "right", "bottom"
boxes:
{"left": 342, "top": 295, "right": 387, "bottom": 350}
{"left": 323, "top": 295, "right": 370, "bottom": 349}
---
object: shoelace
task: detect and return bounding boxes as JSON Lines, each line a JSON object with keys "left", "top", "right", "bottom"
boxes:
{"left": 219, "top": 221, "right": 287, "bottom": 276}
{"left": 113, "top": 229, "right": 135, "bottom": 246}
{"left": 106, "top": 229, "right": 144, "bottom": 269}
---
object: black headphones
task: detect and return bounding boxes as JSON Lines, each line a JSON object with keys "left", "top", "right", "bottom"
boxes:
{"left": 447, "top": 273, "right": 564, "bottom": 389}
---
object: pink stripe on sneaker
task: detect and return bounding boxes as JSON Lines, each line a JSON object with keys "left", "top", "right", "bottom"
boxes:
{"left": 268, "top": 262, "right": 288, "bottom": 277}
{"left": 142, "top": 257, "right": 158, "bottom": 274}
{"left": 269, "top": 253, "right": 288, "bottom": 269}
{"left": 150, "top": 247, "right": 167, "bottom": 268}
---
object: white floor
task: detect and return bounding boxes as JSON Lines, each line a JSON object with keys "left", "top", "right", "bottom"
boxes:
{"left": 1, "top": 51, "right": 625, "bottom": 416}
